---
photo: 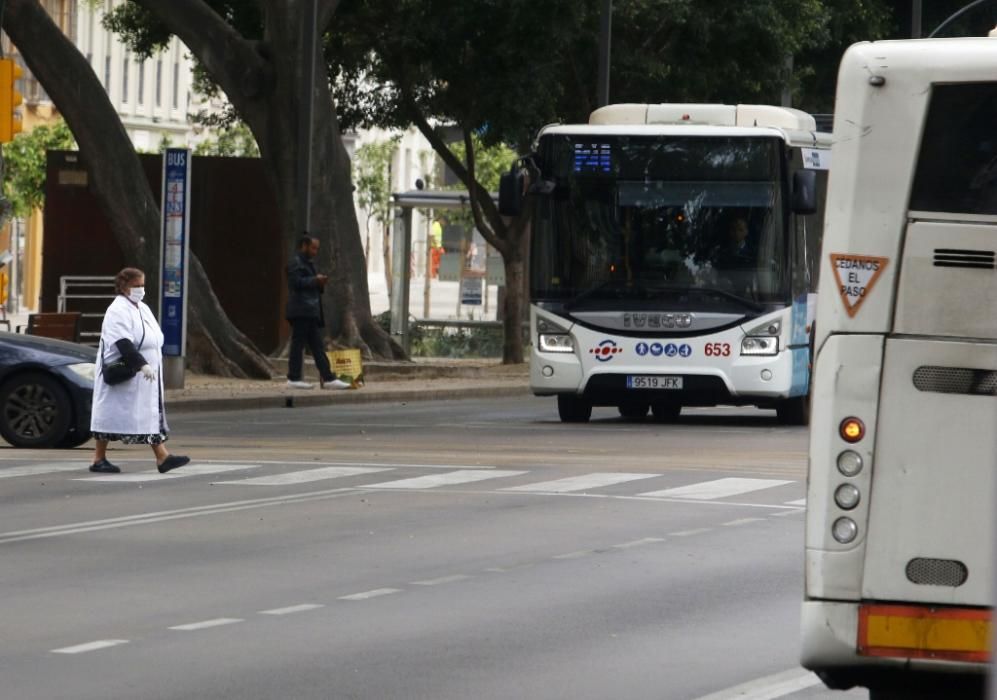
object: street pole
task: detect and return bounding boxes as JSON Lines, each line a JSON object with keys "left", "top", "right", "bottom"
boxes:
{"left": 597, "top": 0, "right": 612, "bottom": 108}
{"left": 296, "top": 0, "right": 318, "bottom": 236}
{"left": 912, "top": 0, "right": 922, "bottom": 37}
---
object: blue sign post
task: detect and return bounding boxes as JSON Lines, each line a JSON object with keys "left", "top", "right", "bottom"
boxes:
{"left": 160, "top": 148, "right": 191, "bottom": 389}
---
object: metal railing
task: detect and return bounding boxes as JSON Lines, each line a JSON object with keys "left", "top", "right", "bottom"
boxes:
{"left": 57, "top": 275, "right": 115, "bottom": 344}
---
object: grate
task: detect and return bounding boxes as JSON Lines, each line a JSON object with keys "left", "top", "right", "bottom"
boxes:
{"left": 913, "top": 366, "right": 997, "bottom": 396}
{"left": 906, "top": 558, "right": 968, "bottom": 587}
{"left": 933, "top": 248, "right": 996, "bottom": 270}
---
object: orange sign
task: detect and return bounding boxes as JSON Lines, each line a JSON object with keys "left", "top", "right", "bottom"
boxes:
{"left": 829, "top": 254, "right": 889, "bottom": 318}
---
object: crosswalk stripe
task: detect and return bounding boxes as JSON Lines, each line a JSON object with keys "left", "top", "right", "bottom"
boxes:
{"left": 214, "top": 466, "right": 391, "bottom": 486}
{"left": 76, "top": 463, "right": 262, "bottom": 483}
{"left": 640, "top": 477, "right": 794, "bottom": 500}
{"left": 362, "top": 469, "right": 526, "bottom": 490}
{"left": 0, "top": 463, "right": 86, "bottom": 479}
{"left": 502, "top": 472, "right": 658, "bottom": 493}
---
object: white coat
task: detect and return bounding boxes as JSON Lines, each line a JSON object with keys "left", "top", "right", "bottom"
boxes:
{"left": 90, "top": 295, "right": 167, "bottom": 436}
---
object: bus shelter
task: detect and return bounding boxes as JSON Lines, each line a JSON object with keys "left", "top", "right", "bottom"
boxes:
{"left": 389, "top": 189, "right": 499, "bottom": 353}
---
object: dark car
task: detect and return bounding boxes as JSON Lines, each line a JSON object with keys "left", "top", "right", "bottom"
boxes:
{"left": 0, "top": 332, "right": 95, "bottom": 448}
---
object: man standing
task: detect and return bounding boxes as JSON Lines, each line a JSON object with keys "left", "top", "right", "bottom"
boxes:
{"left": 286, "top": 235, "right": 350, "bottom": 390}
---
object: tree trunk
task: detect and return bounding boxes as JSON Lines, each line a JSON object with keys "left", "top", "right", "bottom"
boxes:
{"left": 4, "top": 0, "right": 272, "bottom": 378}
{"left": 500, "top": 233, "right": 528, "bottom": 364}
{"left": 382, "top": 220, "right": 392, "bottom": 302}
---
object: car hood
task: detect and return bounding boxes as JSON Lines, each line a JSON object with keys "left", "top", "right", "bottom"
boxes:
{"left": 0, "top": 332, "right": 97, "bottom": 365}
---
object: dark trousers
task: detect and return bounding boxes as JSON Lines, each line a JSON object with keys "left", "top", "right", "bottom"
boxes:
{"left": 287, "top": 318, "right": 335, "bottom": 382}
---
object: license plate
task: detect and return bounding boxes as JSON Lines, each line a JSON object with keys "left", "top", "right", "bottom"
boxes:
{"left": 626, "top": 375, "right": 683, "bottom": 390}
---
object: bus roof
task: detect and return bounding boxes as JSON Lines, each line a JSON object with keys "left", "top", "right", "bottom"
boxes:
{"left": 539, "top": 123, "right": 830, "bottom": 149}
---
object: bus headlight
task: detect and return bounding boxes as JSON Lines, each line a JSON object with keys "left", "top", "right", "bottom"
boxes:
{"left": 538, "top": 334, "right": 575, "bottom": 353}
{"left": 832, "top": 517, "right": 858, "bottom": 544}
{"left": 740, "top": 336, "right": 778, "bottom": 355}
{"left": 834, "top": 484, "right": 861, "bottom": 510}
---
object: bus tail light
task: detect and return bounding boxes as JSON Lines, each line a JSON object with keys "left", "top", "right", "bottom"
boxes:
{"left": 834, "top": 484, "right": 861, "bottom": 510}
{"left": 836, "top": 450, "right": 863, "bottom": 476}
{"left": 832, "top": 517, "right": 858, "bottom": 543}
{"left": 839, "top": 417, "right": 865, "bottom": 442}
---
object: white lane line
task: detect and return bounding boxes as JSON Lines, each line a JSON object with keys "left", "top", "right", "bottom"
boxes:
{"left": 784, "top": 498, "right": 807, "bottom": 506}
{"left": 772, "top": 510, "right": 803, "bottom": 517}
{"left": 195, "top": 459, "right": 500, "bottom": 470}
{"left": 259, "top": 604, "right": 325, "bottom": 616}
{"left": 215, "top": 466, "right": 391, "bottom": 486}
{"left": 0, "top": 463, "right": 87, "bottom": 479}
{"left": 77, "top": 463, "right": 262, "bottom": 482}
{"left": 690, "top": 668, "right": 823, "bottom": 700}
{"left": 503, "top": 472, "right": 659, "bottom": 493}
{"left": 0, "top": 487, "right": 357, "bottom": 545}
{"left": 640, "top": 478, "right": 794, "bottom": 501}
{"left": 669, "top": 528, "right": 713, "bottom": 537}
{"left": 338, "top": 588, "right": 401, "bottom": 601}
{"left": 362, "top": 469, "right": 526, "bottom": 490}
{"left": 613, "top": 537, "right": 666, "bottom": 549}
{"left": 51, "top": 639, "right": 129, "bottom": 654}
{"left": 553, "top": 550, "right": 595, "bottom": 560}
{"left": 410, "top": 575, "right": 470, "bottom": 586}
{"left": 169, "top": 618, "right": 244, "bottom": 631}
{"left": 722, "top": 518, "right": 767, "bottom": 527}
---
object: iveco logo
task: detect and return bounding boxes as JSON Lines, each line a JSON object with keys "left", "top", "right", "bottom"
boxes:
{"left": 623, "top": 312, "right": 694, "bottom": 329}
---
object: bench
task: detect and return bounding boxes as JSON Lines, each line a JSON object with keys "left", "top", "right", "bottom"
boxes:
{"left": 18, "top": 312, "right": 83, "bottom": 343}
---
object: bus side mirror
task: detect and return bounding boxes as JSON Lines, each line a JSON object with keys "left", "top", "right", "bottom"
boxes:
{"left": 499, "top": 167, "right": 525, "bottom": 217}
{"left": 792, "top": 170, "right": 818, "bottom": 215}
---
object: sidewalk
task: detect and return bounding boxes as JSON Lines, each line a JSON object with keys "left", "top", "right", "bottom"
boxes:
{"left": 164, "top": 358, "right": 530, "bottom": 413}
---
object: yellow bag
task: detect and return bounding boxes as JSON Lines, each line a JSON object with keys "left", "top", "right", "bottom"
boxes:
{"left": 326, "top": 348, "right": 364, "bottom": 387}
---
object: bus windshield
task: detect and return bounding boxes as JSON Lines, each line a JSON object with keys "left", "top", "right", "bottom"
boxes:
{"left": 531, "top": 135, "right": 788, "bottom": 312}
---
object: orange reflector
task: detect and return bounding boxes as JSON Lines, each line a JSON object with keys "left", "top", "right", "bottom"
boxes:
{"left": 839, "top": 417, "right": 865, "bottom": 443}
{"left": 858, "top": 604, "right": 991, "bottom": 663}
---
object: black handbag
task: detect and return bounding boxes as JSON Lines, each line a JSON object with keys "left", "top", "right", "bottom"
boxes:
{"left": 99, "top": 309, "right": 147, "bottom": 386}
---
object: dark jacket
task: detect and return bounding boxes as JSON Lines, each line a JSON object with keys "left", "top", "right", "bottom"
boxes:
{"left": 286, "top": 252, "right": 325, "bottom": 322}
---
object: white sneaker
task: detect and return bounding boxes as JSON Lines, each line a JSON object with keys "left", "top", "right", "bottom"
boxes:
{"left": 286, "top": 380, "right": 315, "bottom": 389}
{"left": 321, "top": 379, "right": 351, "bottom": 390}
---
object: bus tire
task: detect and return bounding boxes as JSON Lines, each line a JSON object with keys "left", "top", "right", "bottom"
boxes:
{"left": 557, "top": 395, "right": 592, "bottom": 423}
{"left": 651, "top": 401, "right": 681, "bottom": 422}
{"left": 776, "top": 395, "right": 810, "bottom": 425}
{"left": 618, "top": 402, "right": 649, "bottom": 420}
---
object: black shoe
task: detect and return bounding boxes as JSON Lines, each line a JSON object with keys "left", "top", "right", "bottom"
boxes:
{"left": 158, "top": 455, "right": 190, "bottom": 474}
{"left": 89, "top": 459, "right": 121, "bottom": 474}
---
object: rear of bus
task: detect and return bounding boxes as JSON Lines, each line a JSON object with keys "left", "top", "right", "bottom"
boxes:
{"left": 801, "top": 39, "right": 996, "bottom": 696}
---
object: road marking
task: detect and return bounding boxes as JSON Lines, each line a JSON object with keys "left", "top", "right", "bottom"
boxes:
{"left": 169, "top": 618, "right": 244, "bottom": 631}
{"left": 613, "top": 537, "right": 666, "bottom": 549}
{"left": 190, "top": 459, "right": 501, "bottom": 470}
{"left": 338, "top": 588, "right": 401, "bottom": 601}
{"left": 51, "top": 639, "right": 129, "bottom": 654}
{"left": 259, "top": 604, "right": 325, "bottom": 616}
{"left": 502, "top": 472, "right": 659, "bottom": 493}
{"left": 784, "top": 498, "right": 807, "bottom": 506}
{"left": 690, "top": 668, "right": 822, "bottom": 700}
{"left": 411, "top": 574, "right": 470, "bottom": 586}
{"left": 0, "top": 487, "right": 358, "bottom": 545}
{"left": 0, "top": 463, "right": 86, "bottom": 479}
{"left": 669, "top": 528, "right": 713, "bottom": 537}
{"left": 640, "top": 478, "right": 794, "bottom": 500}
{"left": 214, "top": 466, "right": 391, "bottom": 486}
{"left": 362, "top": 469, "right": 526, "bottom": 490}
{"left": 77, "top": 463, "right": 262, "bottom": 482}
{"left": 722, "top": 518, "right": 767, "bottom": 527}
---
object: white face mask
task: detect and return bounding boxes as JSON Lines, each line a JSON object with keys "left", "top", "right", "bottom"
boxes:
{"left": 128, "top": 287, "right": 145, "bottom": 303}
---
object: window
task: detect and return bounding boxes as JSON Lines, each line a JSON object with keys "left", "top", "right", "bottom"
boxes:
{"left": 155, "top": 59, "right": 162, "bottom": 107}
{"left": 911, "top": 83, "right": 997, "bottom": 215}
{"left": 104, "top": 55, "right": 111, "bottom": 92}
{"left": 137, "top": 61, "right": 145, "bottom": 105}
{"left": 121, "top": 54, "right": 129, "bottom": 103}
{"left": 172, "top": 62, "right": 179, "bottom": 109}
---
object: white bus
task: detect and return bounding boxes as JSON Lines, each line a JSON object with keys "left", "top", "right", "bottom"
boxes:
{"left": 801, "top": 38, "right": 996, "bottom": 698}
{"left": 502, "top": 103, "right": 830, "bottom": 423}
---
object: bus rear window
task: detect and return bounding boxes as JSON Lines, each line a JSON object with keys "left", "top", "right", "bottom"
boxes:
{"left": 910, "top": 83, "right": 997, "bottom": 215}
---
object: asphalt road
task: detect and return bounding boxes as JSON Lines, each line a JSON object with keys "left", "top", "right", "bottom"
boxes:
{"left": 0, "top": 397, "right": 867, "bottom": 700}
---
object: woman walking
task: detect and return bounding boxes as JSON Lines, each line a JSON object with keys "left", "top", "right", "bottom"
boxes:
{"left": 89, "top": 267, "right": 190, "bottom": 474}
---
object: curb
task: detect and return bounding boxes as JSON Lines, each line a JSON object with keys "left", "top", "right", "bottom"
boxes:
{"left": 166, "top": 383, "right": 530, "bottom": 414}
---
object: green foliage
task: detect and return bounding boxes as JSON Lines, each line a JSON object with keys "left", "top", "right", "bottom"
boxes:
{"left": 373, "top": 311, "right": 504, "bottom": 358}
{"left": 2, "top": 120, "right": 76, "bottom": 218}
{"left": 193, "top": 121, "right": 261, "bottom": 157}
{"left": 354, "top": 136, "right": 400, "bottom": 231}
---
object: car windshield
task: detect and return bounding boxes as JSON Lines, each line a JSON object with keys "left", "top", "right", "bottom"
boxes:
{"left": 531, "top": 134, "right": 788, "bottom": 311}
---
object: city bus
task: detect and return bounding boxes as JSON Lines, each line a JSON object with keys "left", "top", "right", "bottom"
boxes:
{"left": 502, "top": 103, "right": 830, "bottom": 423}
{"left": 801, "top": 38, "right": 996, "bottom": 698}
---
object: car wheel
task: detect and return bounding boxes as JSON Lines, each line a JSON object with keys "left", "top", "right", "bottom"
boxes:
{"left": 651, "top": 402, "right": 681, "bottom": 422}
{"left": 57, "top": 429, "right": 92, "bottom": 449}
{"left": 557, "top": 395, "right": 592, "bottom": 423}
{"left": 618, "top": 402, "right": 649, "bottom": 420}
{"left": 0, "top": 372, "right": 73, "bottom": 448}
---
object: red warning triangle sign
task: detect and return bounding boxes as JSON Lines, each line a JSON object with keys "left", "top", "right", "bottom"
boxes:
{"left": 829, "top": 254, "right": 890, "bottom": 318}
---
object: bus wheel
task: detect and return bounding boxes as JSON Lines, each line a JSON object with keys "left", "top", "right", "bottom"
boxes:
{"left": 776, "top": 395, "right": 810, "bottom": 425}
{"left": 651, "top": 402, "right": 681, "bottom": 422}
{"left": 618, "top": 402, "right": 649, "bottom": 420}
{"left": 557, "top": 395, "right": 592, "bottom": 423}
